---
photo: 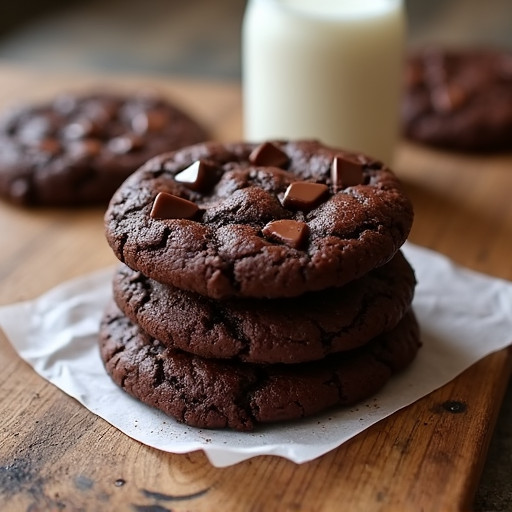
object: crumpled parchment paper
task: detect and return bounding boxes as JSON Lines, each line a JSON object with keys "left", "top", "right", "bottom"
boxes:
{"left": 1, "top": 243, "right": 511, "bottom": 467}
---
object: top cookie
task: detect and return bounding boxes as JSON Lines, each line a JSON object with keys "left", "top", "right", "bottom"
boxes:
{"left": 104, "top": 140, "right": 413, "bottom": 299}
{"left": 401, "top": 48, "right": 512, "bottom": 152}
{"left": 0, "top": 91, "right": 207, "bottom": 206}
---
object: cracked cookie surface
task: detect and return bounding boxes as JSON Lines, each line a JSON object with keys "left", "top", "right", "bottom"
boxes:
{"left": 104, "top": 140, "right": 413, "bottom": 299}
{"left": 0, "top": 91, "right": 207, "bottom": 206}
{"left": 112, "top": 251, "right": 416, "bottom": 364}
{"left": 99, "top": 302, "right": 421, "bottom": 431}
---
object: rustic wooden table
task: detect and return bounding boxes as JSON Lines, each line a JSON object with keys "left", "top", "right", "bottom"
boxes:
{"left": 0, "top": 65, "right": 511, "bottom": 511}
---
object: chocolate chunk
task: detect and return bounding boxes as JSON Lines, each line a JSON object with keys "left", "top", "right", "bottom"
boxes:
{"left": 108, "top": 134, "right": 144, "bottom": 154}
{"left": 62, "top": 119, "right": 97, "bottom": 140}
{"left": 131, "top": 110, "right": 168, "bottom": 134}
{"left": 282, "top": 182, "right": 328, "bottom": 211}
{"left": 69, "top": 138, "right": 103, "bottom": 158}
{"left": 87, "top": 100, "right": 118, "bottom": 123}
{"left": 249, "top": 142, "right": 289, "bottom": 168}
{"left": 36, "top": 138, "right": 61, "bottom": 156}
{"left": 175, "top": 160, "right": 220, "bottom": 192}
{"left": 150, "top": 192, "right": 199, "bottom": 220}
{"left": 431, "top": 84, "right": 467, "bottom": 113}
{"left": 331, "top": 156, "right": 364, "bottom": 191}
{"left": 262, "top": 219, "right": 309, "bottom": 249}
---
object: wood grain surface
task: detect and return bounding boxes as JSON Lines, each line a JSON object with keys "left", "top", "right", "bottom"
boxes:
{"left": 0, "top": 64, "right": 511, "bottom": 512}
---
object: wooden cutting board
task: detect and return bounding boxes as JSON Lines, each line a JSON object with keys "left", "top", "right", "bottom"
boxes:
{"left": 0, "top": 64, "right": 511, "bottom": 511}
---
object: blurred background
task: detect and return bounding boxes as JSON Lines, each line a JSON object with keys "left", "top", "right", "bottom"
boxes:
{"left": 0, "top": 0, "right": 511, "bottom": 80}
{"left": 0, "top": 1, "right": 511, "bottom": 510}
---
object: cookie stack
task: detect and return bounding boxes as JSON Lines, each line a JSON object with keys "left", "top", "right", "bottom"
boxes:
{"left": 101, "top": 140, "right": 420, "bottom": 431}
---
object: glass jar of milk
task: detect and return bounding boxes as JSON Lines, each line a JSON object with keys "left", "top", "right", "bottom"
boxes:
{"left": 242, "top": 0, "right": 405, "bottom": 164}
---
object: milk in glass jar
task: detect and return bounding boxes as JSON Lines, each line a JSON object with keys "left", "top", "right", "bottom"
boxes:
{"left": 242, "top": 0, "right": 406, "bottom": 164}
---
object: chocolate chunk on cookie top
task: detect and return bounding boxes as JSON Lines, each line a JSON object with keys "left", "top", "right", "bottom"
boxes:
{"left": 150, "top": 192, "right": 199, "bottom": 220}
{"left": 262, "top": 219, "right": 309, "bottom": 249}
{"left": 0, "top": 91, "right": 208, "bottom": 206}
{"left": 282, "top": 182, "right": 329, "bottom": 211}
{"left": 105, "top": 140, "right": 413, "bottom": 299}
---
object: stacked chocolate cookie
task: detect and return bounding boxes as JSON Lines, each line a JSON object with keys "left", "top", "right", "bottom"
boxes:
{"left": 101, "top": 140, "right": 420, "bottom": 431}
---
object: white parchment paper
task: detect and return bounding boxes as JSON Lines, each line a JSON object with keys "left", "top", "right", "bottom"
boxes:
{"left": 1, "top": 243, "right": 511, "bottom": 468}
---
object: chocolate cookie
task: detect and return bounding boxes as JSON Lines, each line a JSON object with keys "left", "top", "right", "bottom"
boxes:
{"left": 401, "top": 48, "right": 512, "bottom": 151}
{"left": 112, "top": 251, "right": 416, "bottom": 364}
{"left": 0, "top": 91, "right": 207, "bottom": 206}
{"left": 99, "top": 302, "right": 421, "bottom": 431}
{"left": 104, "top": 140, "right": 413, "bottom": 299}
